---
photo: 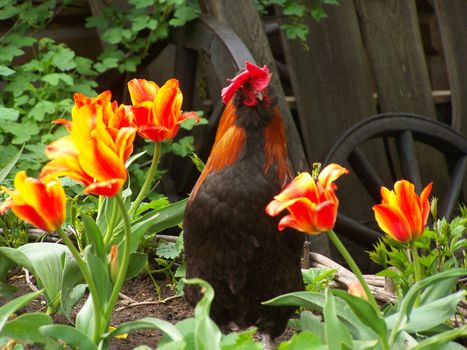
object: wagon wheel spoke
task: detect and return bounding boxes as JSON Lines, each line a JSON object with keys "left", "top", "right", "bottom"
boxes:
{"left": 347, "top": 148, "right": 385, "bottom": 203}
{"left": 335, "top": 213, "right": 381, "bottom": 242}
{"left": 396, "top": 130, "right": 422, "bottom": 192}
{"left": 439, "top": 155, "right": 467, "bottom": 219}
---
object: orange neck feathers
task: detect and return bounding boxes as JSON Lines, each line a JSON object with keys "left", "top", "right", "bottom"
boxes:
{"left": 263, "top": 106, "right": 291, "bottom": 187}
{"left": 191, "top": 101, "right": 246, "bottom": 198}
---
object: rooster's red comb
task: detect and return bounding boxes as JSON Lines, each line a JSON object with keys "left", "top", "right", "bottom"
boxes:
{"left": 221, "top": 61, "right": 271, "bottom": 104}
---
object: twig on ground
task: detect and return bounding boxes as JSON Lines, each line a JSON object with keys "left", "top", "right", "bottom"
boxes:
{"left": 23, "top": 268, "right": 39, "bottom": 292}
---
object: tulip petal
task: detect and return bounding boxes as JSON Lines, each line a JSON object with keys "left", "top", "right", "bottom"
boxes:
{"left": 373, "top": 204, "right": 412, "bottom": 242}
{"left": 394, "top": 180, "right": 422, "bottom": 236}
{"left": 272, "top": 172, "right": 319, "bottom": 205}
{"left": 10, "top": 204, "right": 50, "bottom": 231}
{"left": 278, "top": 215, "right": 303, "bottom": 232}
{"left": 128, "top": 79, "right": 159, "bottom": 105}
{"left": 314, "top": 200, "right": 338, "bottom": 232}
{"left": 84, "top": 179, "right": 125, "bottom": 197}
{"left": 318, "top": 163, "right": 349, "bottom": 190}
{"left": 420, "top": 182, "right": 433, "bottom": 225}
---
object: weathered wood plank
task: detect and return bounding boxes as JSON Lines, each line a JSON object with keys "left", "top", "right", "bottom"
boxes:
{"left": 279, "top": 1, "right": 376, "bottom": 163}
{"left": 354, "top": 0, "right": 436, "bottom": 118}
{"left": 434, "top": 0, "right": 467, "bottom": 136}
{"left": 199, "top": 0, "right": 308, "bottom": 173}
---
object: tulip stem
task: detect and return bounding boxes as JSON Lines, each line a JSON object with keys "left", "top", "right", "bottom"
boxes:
{"left": 326, "top": 230, "right": 380, "bottom": 314}
{"left": 103, "top": 199, "right": 118, "bottom": 247}
{"left": 104, "top": 193, "right": 131, "bottom": 324}
{"left": 57, "top": 228, "right": 103, "bottom": 343}
{"left": 128, "top": 142, "right": 161, "bottom": 218}
{"left": 411, "top": 241, "right": 422, "bottom": 283}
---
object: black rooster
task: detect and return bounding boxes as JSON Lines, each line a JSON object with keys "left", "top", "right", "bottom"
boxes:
{"left": 183, "top": 62, "right": 304, "bottom": 345}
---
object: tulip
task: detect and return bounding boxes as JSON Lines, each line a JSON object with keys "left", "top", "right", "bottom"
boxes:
{"left": 348, "top": 280, "right": 368, "bottom": 300}
{"left": 128, "top": 78, "right": 199, "bottom": 143}
{"left": 373, "top": 180, "right": 432, "bottom": 243}
{"left": 41, "top": 91, "right": 136, "bottom": 197}
{"left": 109, "top": 245, "right": 119, "bottom": 284}
{"left": 266, "top": 163, "right": 349, "bottom": 234}
{"left": 0, "top": 171, "right": 66, "bottom": 231}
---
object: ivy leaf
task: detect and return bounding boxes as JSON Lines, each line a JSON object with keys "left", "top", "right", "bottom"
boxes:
{"left": 311, "top": 6, "right": 328, "bottom": 22}
{"left": 170, "top": 136, "right": 194, "bottom": 157}
{"left": 27, "top": 100, "right": 56, "bottom": 122}
{"left": 280, "top": 23, "right": 309, "bottom": 41}
{"left": 85, "top": 15, "right": 108, "bottom": 29}
{"left": 0, "top": 46, "right": 24, "bottom": 62}
{"left": 169, "top": 5, "right": 200, "bottom": 27}
{"left": 0, "top": 107, "right": 19, "bottom": 122}
{"left": 0, "top": 65, "right": 15, "bottom": 77}
{"left": 102, "top": 27, "right": 125, "bottom": 44}
{"left": 94, "top": 57, "right": 119, "bottom": 73}
{"left": 74, "top": 57, "right": 95, "bottom": 76}
{"left": 52, "top": 47, "right": 76, "bottom": 71}
{"left": 284, "top": 3, "right": 306, "bottom": 17}
{"left": 42, "top": 73, "right": 74, "bottom": 86}
{"left": 132, "top": 15, "right": 157, "bottom": 31}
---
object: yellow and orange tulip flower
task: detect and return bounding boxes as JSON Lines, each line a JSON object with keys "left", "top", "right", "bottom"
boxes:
{"left": 0, "top": 171, "right": 66, "bottom": 231}
{"left": 373, "top": 180, "right": 432, "bottom": 243}
{"left": 266, "top": 164, "right": 349, "bottom": 234}
{"left": 41, "top": 91, "right": 136, "bottom": 197}
{"left": 128, "top": 78, "right": 199, "bottom": 142}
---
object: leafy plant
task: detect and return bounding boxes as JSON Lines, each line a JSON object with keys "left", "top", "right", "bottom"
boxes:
{"left": 302, "top": 267, "right": 337, "bottom": 292}
{"left": 370, "top": 201, "right": 467, "bottom": 297}
{"left": 0, "top": 0, "right": 98, "bottom": 174}
{"left": 255, "top": 0, "right": 340, "bottom": 41}
{"left": 85, "top": 0, "right": 200, "bottom": 74}
{"left": 266, "top": 268, "right": 467, "bottom": 349}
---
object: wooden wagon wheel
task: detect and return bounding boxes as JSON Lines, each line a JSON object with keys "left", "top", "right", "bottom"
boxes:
{"left": 324, "top": 113, "right": 467, "bottom": 247}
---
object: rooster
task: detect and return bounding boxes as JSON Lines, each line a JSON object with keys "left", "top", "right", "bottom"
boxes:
{"left": 183, "top": 62, "right": 304, "bottom": 345}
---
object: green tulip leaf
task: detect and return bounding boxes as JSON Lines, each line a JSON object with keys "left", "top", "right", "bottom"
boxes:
{"left": 263, "top": 291, "right": 373, "bottom": 339}
{"left": 60, "top": 254, "right": 86, "bottom": 320}
{"left": 411, "top": 325, "right": 467, "bottom": 350}
{"left": 324, "top": 289, "right": 353, "bottom": 350}
{"left": 0, "top": 313, "right": 55, "bottom": 347}
{"left": 82, "top": 214, "right": 105, "bottom": 260}
{"left": 183, "top": 278, "right": 222, "bottom": 350}
{"left": 386, "top": 290, "right": 465, "bottom": 334}
{"left": 0, "top": 145, "right": 23, "bottom": 183}
{"left": 278, "top": 331, "right": 324, "bottom": 350}
{"left": 111, "top": 198, "right": 187, "bottom": 251}
{"left": 388, "top": 268, "right": 467, "bottom": 340}
{"left": 0, "top": 243, "right": 73, "bottom": 310}
{"left": 0, "top": 290, "right": 42, "bottom": 331}
{"left": 40, "top": 324, "right": 97, "bottom": 350}
{"left": 105, "top": 317, "right": 183, "bottom": 341}
{"left": 75, "top": 295, "right": 96, "bottom": 338}
{"left": 332, "top": 289, "right": 387, "bottom": 339}
{"left": 126, "top": 252, "right": 148, "bottom": 280}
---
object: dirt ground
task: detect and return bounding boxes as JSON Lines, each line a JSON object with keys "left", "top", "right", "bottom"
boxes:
{"left": 2, "top": 270, "right": 294, "bottom": 349}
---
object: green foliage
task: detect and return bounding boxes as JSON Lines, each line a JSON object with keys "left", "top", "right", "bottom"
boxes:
{"left": 0, "top": 0, "right": 98, "bottom": 176}
{"left": 370, "top": 208, "right": 467, "bottom": 297}
{"left": 302, "top": 267, "right": 337, "bottom": 292}
{"left": 255, "top": 0, "right": 340, "bottom": 41}
{"left": 265, "top": 268, "right": 467, "bottom": 349}
{"left": 86, "top": 0, "right": 200, "bottom": 74}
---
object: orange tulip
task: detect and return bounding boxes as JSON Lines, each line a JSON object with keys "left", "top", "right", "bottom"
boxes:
{"left": 347, "top": 280, "right": 368, "bottom": 300}
{"left": 373, "top": 180, "right": 432, "bottom": 242}
{"left": 40, "top": 91, "right": 136, "bottom": 197}
{"left": 128, "top": 78, "right": 199, "bottom": 142}
{"left": 266, "top": 164, "right": 349, "bottom": 234}
{"left": 0, "top": 171, "right": 66, "bottom": 231}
